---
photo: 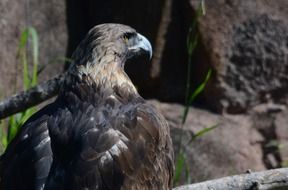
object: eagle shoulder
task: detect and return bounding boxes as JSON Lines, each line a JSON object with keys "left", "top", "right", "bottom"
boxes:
{"left": 44, "top": 90, "right": 173, "bottom": 190}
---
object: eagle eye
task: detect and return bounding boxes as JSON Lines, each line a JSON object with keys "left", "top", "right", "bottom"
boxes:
{"left": 122, "top": 32, "right": 135, "bottom": 43}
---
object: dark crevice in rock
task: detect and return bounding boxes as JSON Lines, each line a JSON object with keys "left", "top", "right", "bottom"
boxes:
{"left": 252, "top": 112, "right": 282, "bottom": 169}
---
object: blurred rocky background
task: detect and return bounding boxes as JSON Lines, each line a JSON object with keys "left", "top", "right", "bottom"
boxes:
{"left": 1, "top": 0, "right": 288, "bottom": 187}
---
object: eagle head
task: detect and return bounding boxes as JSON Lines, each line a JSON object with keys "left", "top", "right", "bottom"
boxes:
{"left": 70, "top": 23, "right": 152, "bottom": 70}
{"left": 65, "top": 23, "right": 153, "bottom": 93}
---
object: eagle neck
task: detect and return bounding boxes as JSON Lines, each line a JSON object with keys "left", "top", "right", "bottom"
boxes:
{"left": 64, "top": 55, "right": 138, "bottom": 100}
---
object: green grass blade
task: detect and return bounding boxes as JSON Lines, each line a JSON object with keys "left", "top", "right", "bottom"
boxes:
{"left": 184, "top": 161, "right": 191, "bottom": 184}
{"left": 19, "top": 108, "right": 36, "bottom": 126}
{"left": 18, "top": 27, "right": 39, "bottom": 89}
{"left": 187, "top": 124, "right": 218, "bottom": 145}
{"left": 18, "top": 29, "right": 30, "bottom": 90}
{"left": 27, "top": 27, "right": 39, "bottom": 86}
{"left": 22, "top": 52, "right": 30, "bottom": 90}
{"left": 2, "top": 27, "right": 40, "bottom": 150}
{"left": 0, "top": 121, "right": 7, "bottom": 151}
{"left": 7, "top": 116, "right": 18, "bottom": 144}
{"left": 201, "top": 0, "right": 206, "bottom": 16}
{"left": 18, "top": 29, "right": 29, "bottom": 50}
{"left": 176, "top": 0, "right": 207, "bottom": 185}
{"left": 183, "top": 1, "right": 207, "bottom": 124}
{"left": 182, "top": 69, "right": 212, "bottom": 124}
{"left": 173, "top": 151, "right": 186, "bottom": 185}
{"left": 188, "top": 69, "right": 211, "bottom": 104}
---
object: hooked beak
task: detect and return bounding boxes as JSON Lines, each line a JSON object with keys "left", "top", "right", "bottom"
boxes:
{"left": 128, "top": 33, "right": 153, "bottom": 60}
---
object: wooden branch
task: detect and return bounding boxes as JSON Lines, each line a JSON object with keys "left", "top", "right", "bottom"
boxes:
{"left": 0, "top": 74, "right": 64, "bottom": 119}
{"left": 173, "top": 168, "right": 288, "bottom": 190}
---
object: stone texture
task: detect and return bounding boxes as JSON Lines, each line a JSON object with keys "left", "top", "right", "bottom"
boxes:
{"left": 275, "top": 110, "right": 288, "bottom": 167}
{"left": 248, "top": 107, "right": 280, "bottom": 169}
{"left": 150, "top": 100, "right": 265, "bottom": 184}
{"left": 0, "top": 0, "right": 67, "bottom": 98}
{"left": 189, "top": 0, "right": 288, "bottom": 113}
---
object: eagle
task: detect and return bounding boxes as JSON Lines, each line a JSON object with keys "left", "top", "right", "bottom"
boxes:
{"left": 0, "top": 24, "right": 174, "bottom": 190}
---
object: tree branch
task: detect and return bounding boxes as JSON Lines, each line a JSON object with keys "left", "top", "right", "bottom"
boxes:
{"left": 173, "top": 168, "right": 288, "bottom": 190}
{"left": 0, "top": 74, "right": 64, "bottom": 119}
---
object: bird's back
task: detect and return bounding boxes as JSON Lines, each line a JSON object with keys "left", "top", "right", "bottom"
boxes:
{"left": 44, "top": 82, "right": 173, "bottom": 190}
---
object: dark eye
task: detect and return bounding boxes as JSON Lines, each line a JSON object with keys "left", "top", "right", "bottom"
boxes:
{"left": 122, "top": 32, "right": 134, "bottom": 43}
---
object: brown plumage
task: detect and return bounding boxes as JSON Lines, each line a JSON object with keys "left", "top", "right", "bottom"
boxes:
{"left": 0, "top": 23, "right": 174, "bottom": 190}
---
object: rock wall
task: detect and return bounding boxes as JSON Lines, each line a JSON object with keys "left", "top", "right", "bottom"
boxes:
{"left": 190, "top": 0, "right": 288, "bottom": 113}
{"left": 0, "top": 0, "right": 67, "bottom": 98}
{"left": 1, "top": 0, "right": 288, "bottom": 187}
{"left": 152, "top": 100, "right": 265, "bottom": 184}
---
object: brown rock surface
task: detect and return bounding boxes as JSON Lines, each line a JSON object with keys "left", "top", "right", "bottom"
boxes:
{"left": 249, "top": 103, "right": 285, "bottom": 168}
{"left": 0, "top": 0, "right": 67, "bottom": 98}
{"left": 150, "top": 100, "right": 265, "bottom": 184}
{"left": 275, "top": 110, "right": 288, "bottom": 167}
{"left": 190, "top": 0, "right": 288, "bottom": 113}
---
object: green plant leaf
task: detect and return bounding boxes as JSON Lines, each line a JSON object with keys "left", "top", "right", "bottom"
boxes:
{"left": 18, "top": 29, "right": 30, "bottom": 90}
{"left": 189, "top": 69, "right": 211, "bottom": 104}
{"left": 176, "top": 1, "right": 209, "bottom": 184}
{"left": 18, "top": 30, "right": 29, "bottom": 50}
{"left": 182, "top": 69, "right": 212, "bottom": 124}
{"left": 187, "top": 124, "right": 218, "bottom": 145}
{"left": 27, "top": 27, "right": 39, "bottom": 87}
{"left": 7, "top": 116, "right": 18, "bottom": 144}
{"left": 18, "top": 27, "right": 39, "bottom": 89}
{"left": 0, "top": 121, "right": 7, "bottom": 151}
{"left": 201, "top": 0, "right": 206, "bottom": 15}
{"left": 2, "top": 27, "right": 40, "bottom": 150}
{"left": 173, "top": 151, "right": 186, "bottom": 185}
{"left": 183, "top": 0, "right": 208, "bottom": 124}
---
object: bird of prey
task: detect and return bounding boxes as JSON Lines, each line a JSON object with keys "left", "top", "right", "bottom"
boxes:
{"left": 0, "top": 23, "right": 174, "bottom": 190}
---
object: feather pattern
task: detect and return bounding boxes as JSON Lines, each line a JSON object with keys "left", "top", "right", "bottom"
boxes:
{"left": 0, "top": 23, "right": 174, "bottom": 190}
